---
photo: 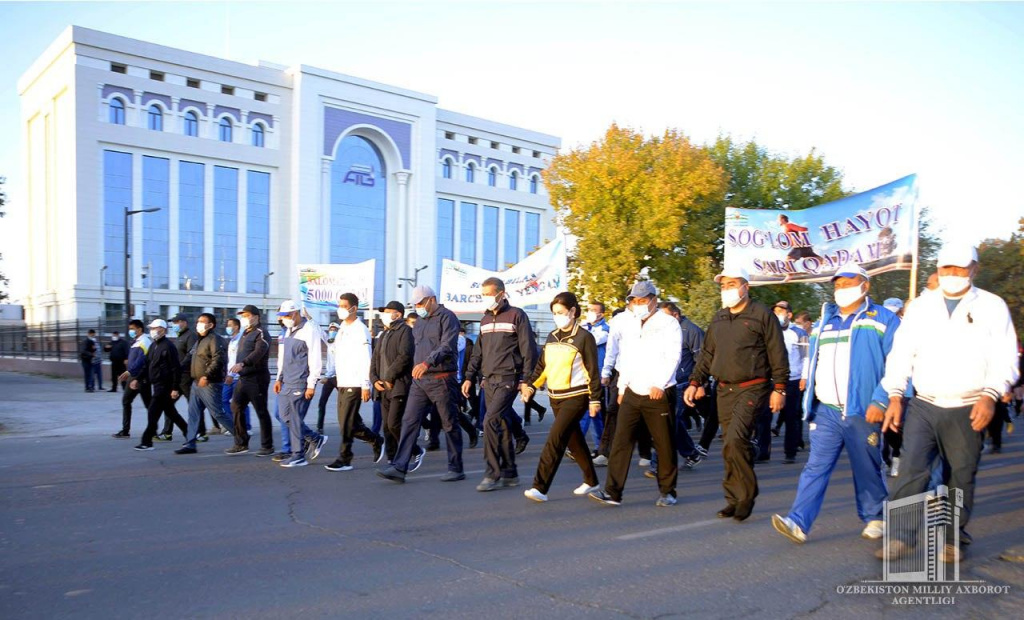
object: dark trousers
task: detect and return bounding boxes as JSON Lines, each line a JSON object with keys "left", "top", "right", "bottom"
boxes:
{"left": 92, "top": 361, "right": 104, "bottom": 390}
{"left": 718, "top": 382, "right": 770, "bottom": 510}
{"left": 605, "top": 387, "right": 678, "bottom": 501}
{"left": 141, "top": 388, "right": 187, "bottom": 446}
{"left": 231, "top": 377, "right": 273, "bottom": 450}
{"left": 371, "top": 399, "right": 383, "bottom": 435}
{"left": 755, "top": 404, "right": 773, "bottom": 460}
{"left": 775, "top": 379, "right": 803, "bottom": 458}
{"left": 882, "top": 429, "right": 903, "bottom": 465}
{"left": 698, "top": 384, "right": 720, "bottom": 450}
{"left": 532, "top": 395, "right": 599, "bottom": 494}
{"left": 163, "top": 382, "right": 198, "bottom": 436}
{"left": 394, "top": 375, "right": 464, "bottom": 474}
{"left": 110, "top": 359, "right": 126, "bottom": 391}
{"left": 598, "top": 380, "right": 619, "bottom": 456}
{"left": 381, "top": 390, "right": 408, "bottom": 462}
{"left": 316, "top": 376, "right": 337, "bottom": 431}
{"left": 988, "top": 401, "right": 1010, "bottom": 449}
{"left": 336, "top": 387, "right": 381, "bottom": 465}
{"left": 890, "top": 398, "right": 983, "bottom": 545}
{"left": 482, "top": 378, "right": 521, "bottom": 479}
{"left": 81, "top": 360, "right": 94, "bottom": 390}
{"left": 671, "top": 388, "right": 696, "bottom": 457}
{"left": 523, "top": 396, "right": 546, "bottom": 422}
{"left": 120, "top": 381, "right": 152, "bottom": 434}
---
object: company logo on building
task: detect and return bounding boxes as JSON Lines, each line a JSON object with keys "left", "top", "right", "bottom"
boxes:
{"left": 343, "top": 164, "right": 376, "bottom": 187}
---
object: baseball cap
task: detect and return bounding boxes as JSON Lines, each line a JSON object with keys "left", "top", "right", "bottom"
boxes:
{"left": 409, "top": 285, "right": 436, "bottom": 305}
{"left": 148, "top": 319, "right": 168, "bottom": 329}
{"left": 714, "top": 265, "right": 750, "bottom": 283}
{"left": 238, "top": 304, "right": 261, "bottom": 316}
{"left": 831, "top": 264, "right": 870, "bottom": 281}
{"left": 277, "top": 300, "right": 300, "bottom": 315}
{"left": 883, "top": 298, "right": 904, "bottom": 312}
{"left": 774, "top": 301, "right": 791, "bottom": 310}
{"left": 169, "top": 312, "right": 187, "bottom": 322}
{"left": 936, "top": 244, "right": 978, "bottom": 268}
{"left": 626, "top": 280, "right": 658, "bottom": 301}
{"left": 377, "top": 300, "right": 406, "bottom": 313}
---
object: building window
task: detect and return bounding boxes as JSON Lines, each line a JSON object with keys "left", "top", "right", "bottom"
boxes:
{"left": 444, "top": 131, "right": 455, "bottom": 140}
{"left": 490, "top": 141, "right": 499, "bottom": 149}
{"left": 460, "top": 202, "right": 477, "bottom": 265}
{"left": 504, "top": 209, "right": 520, "bottom": 266}
{"left": 437, "top": 199, "right": 455, "bottom": 290}
{"left": 142, "top": 156, "right": 170, "bottom": 290}
{"left": 509, "top": 171, "right": 518, "bottom": 191}
{"left": 468, "top": 137, "right": 478, "bottom": 145}
{"left": 246, "top": 171, "right": 271, "bottom": 294}
{"left": 184, "top": 110, "right": 199, "bottom": 137}
{"left": 103, "top": 150, "right": 132, "bottom": 287}
{"left": 252, "top": 123, "right": 265, "bottom": 147}
{"left": 149, "top": 70, "right": 164, "bottom": 81}
{"left": 487, "top": 167, "right": 497, "bottom": 187}
{"left": 111, "top": 62, "right": 127, "bottom": 74}
{"left": 525, "top": 212, "right": 541, "bottom": 253}
{"left": 465, "top": 162, "right": 475, "bottom": 183}
{"left": 147, "top": 105, "right": 163, "bottom": 131}
{"left": 482, "top": 206, "right": 499, "bottom": 270}
{"left": 441, "top": 158, "right": 452, "bottom": 179}
{"left": 218, "top": 117, "right": 233, "bottom": 142}
{"left": 179, "top": 161, "right": 204, "bottom": 291}
{"left": 221, "top": 85, "right": 234, "bottom": 95}
{"left": 254, "top": 92, "right": 267, "bottom": 102}
{"left": 512, "top": 146, "right": 521, "bottom": 154}
{"left": 530, "top": 175, "right": 539, "bottom": 194}
{"left": 533, "top": 150, "right": 541, "bottom": 158}
{"left": 213, "top": 166, "right": 239, "bottom": 292}
{"left": 109, "top": 98, "right": 125, "bottom": 125}
{"left": 187, "top": 78, "right": 200, "bottom": 88}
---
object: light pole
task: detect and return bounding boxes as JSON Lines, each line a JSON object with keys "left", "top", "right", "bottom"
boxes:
{"left": 124, "top": 207, "right": 161, "bottom": 325}
{"left": 398, "top": 265, "right": 429, "bottom": 289}
{"left": 100, "top": 265, "right": 108, "bottom": 297}
{"left": 263, "top": 271, "right": 275, "bottom": 319}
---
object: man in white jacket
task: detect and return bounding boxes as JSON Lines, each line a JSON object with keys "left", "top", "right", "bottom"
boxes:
{"left": 878, "top": 244, "right": 1019, "bottom": 563}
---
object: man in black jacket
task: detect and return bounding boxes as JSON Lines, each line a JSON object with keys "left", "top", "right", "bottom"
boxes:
{"left": 105, "top": 331, "right": 130, "bottom": 393}
{"left": 80, "top": 330, "right": 100, "bottom": 392}
{"left": 176, "top": 313, "right": 231, "bottom": 454}
{"left": 371, "top": 301, "right": 416, "bottom": 463}
{"left": 156, "top": 313, "right": 199, "bottom": 442}
{"left": 225, "top": 305, "right": 274, "bottom": 456}
{"left": 684, "top": 266, "right": 789, "bottom": 521}
{"left": 135, "top": 320, "right": 188, "bottom": 451}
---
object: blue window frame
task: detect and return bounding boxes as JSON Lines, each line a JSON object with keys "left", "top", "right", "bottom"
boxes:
{"left": 219, "top": 117, "right": 233, "bottom": 142}
{"left": 213, "top": 166, "right": 239, "bottom": 292}
{"left": 441, "top": 159, "right": 452, "bottom": 179}
{"left": 147, "top": 105, "right": 163, "bottom": 131}
{"left": 488, "top": 167, "right": 497, "bottom": 187}
{"left": 184, "top": 111, "right": 199, "bottom": 137}
{"left": 178, "top": 161, "right": 204, "bottom": 291}
{"left": 102, "top": 150, "right": 131, "bottom": 287}
{"left": 509, "top": 171, "right": 518, "bottom": 191}
{"left": 504, "top": 209, "right": 520, "bottom": 266}
{"left": 246, "top": 171, "right": 271, "bottom": 294}
{"left": 459, "top": 202, "right": 477, "bottom": 265}
{"left": 465, "top": 163, "right": 475, "bottom": 183}
{"left": 525, "top": 212, "right": 541, "bottom": 254}
{"left": 109, "top": 98, "right": 125, "bottom": 125}
{"left": 437, "top": 198, "right": 455, "bottom": 289}
{"left": 482, "top": 206, "right": 499, "bottom": 270}
{"left": 141, "top": 156, "right": 170, "bottom": 289}
{"left": 530, "top": 175, "right": 539, "bottom": 194}
{"left": 252, "top": 123, "right": 265, "bottom": 147}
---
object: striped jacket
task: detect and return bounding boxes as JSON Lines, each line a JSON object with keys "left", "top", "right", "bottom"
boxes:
{"left": 526, "top": 320, "right": 601, "bottom": 405}
{"left": 465, "top": 299, "right": 537, "bottom": 383}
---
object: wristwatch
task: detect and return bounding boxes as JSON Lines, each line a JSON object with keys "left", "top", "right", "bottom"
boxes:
{"left": 774, "top": 388, "right": 786, "bottom": 396}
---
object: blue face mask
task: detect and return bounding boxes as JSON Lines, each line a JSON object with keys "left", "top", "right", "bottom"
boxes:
{"left": 128, "top": 329, "right": 137, "bottom": 339}
{"left": 225, "top": 326, "right": 234, "bottom": 336}
{"left": 328, "top": 332, "right": 337, "bottom": 343}
{"left": 415, "top": 306, "right": 429, "bottom": 319}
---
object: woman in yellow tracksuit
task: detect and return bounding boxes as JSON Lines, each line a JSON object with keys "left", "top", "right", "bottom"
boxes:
{"left": 520, "top": 291, "right": 602, "bottom": 502}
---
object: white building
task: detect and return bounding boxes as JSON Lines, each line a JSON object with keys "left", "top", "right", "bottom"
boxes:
{"left": 17, "top": 26, "right": 560, "bottom": 325}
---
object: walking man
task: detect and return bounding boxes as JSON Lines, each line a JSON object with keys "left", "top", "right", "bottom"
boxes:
{"left": 371, "top": 301, "right": 415, "bottom": 464}
{"left": 134, "top": 320, "right": 187, "bottom": 451}
{"left": 225, "top": 305, "right": 275, "bottom": 456}
{"left": 175, "top": 313, "right": 235, "bottom": 454}
{"left": 274, "top": 301, "right": 328, "bottom": 468}
{"left": 79, "top": 329, "right": 101, "bottom": 392}
{"left": 112, "top": 320, "right": 152, "bottom": 439}
{"left": 768, "top": 300, "right": 808, "bottom": 464}
{"left": 105, "top": 331, "right": 130, "bottom": 393}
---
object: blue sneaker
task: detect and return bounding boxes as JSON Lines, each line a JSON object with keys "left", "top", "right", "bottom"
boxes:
{"left": 281, "top": 456, "right": 308, "bottom": 468}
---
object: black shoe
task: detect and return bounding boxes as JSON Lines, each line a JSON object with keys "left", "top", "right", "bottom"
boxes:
{"left": 537, "top": 406, "right": 547, "bottom": 422}
{"left": 588, "top": 490, "right": 621, "bottom": 506}
{"left": 771, "top": 427, "right": 780, "bottom": 437}
{"left": 717, "top": 505, "right": 736, "bottom": 519}
{"left": 174, "top": 446, "right": 197, "bottom": 455}
{"left": 271, "top": 452, "right": 290, "bottom": 462}
{"left": 468, "top": 431, "right": 478, "bottom": 449}
{"left": 133, "top": 444, "right": 154, "bottom": 451}
{"left": 376, "top": 465, "right": 406, "bottom": 482}
{"left": 196, "top": 434, "right": 209, "bottom": 443}
{"left": 225, "top": 445, "right": 249, "bottom": 455}
{"left": 254, "top": 448, "right": 274, "bottom": 457}
{"left": 733, "top": 504, "right": 754, "bottom": 522}
{"left": 372, "top": 437, "right": 385, "bottom": 464}
{"left": 325, "top": 460, "right": 353, "bottom": 472}
{"left": 112, "top": 431, "right": 130, "bottom": 439}
{"left": 782, "top": 457, "right": 797, "bottom": 464}
{"left": 154, "top": 434, "right": 172, "bottom": 442}
{"left": 409, "top": 448, "right": 425, "bottom": 472}
{"left": 515, "top": 434, "right": 530, "bottom": 455}
{"left": 108, "top": 388, "right": 117, "bottom": 393}
{"left": 426, "top": 443, "right": 440, "bottom": 452}
{"left": 755, "top": 456, "right": 770, "bottom": 463}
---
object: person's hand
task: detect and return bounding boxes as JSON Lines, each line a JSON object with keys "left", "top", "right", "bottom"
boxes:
{"left": 412, "top": 362, "right": 429, "bottom": 379}
{"left": 799, "top": 379, "right": 806, "bottom": 392}
{"left": 374, "top": 380, "right": 387, "bottom": 392}
{"left": 118, "top": 371, "right": 131, "bottom": 383}
{"left": 769, "top": 391, "right": 785, "bottom": 413}
{"left": 129, "top": 379, "right": 138, "bottom": 390}
{"left": 1001, "top": 392, "right": 1013, "bottom": 404}
{"left": 649, "top": 386, "right": 665, "bottom": 400}
{"left": 198, "top": 376, "right": 208, "bottom": 388}
{"left": 225, "top": 375, "right": 234, "bottom": 386}
{"left": 171, "top": 390, "right": 180, "bottom": 400}
{"left": 970, "top": 396, "right": 996, "bottom": 432}
{"left": 617, "top": 392, "right": 623, "bottom": 405}
{"left": 382, "top": 381, "right": 393, "bottom": 391}
{"left": 230, "top": 363, "right": 242, "bottom": 374}
{"left": 589, "top": 402, "right": 601, "bottom": 418}
{"left": 683, "top": 385, "right": 705, "bottom": 407}
{"left": 881, "top": 396, "right": 904, "bottom": 433}
{"left": 601, "top": 377, "right": 610, "bottom": 387}
{"left": 520, "top": 383, "right": 533, "bottom": 403}
{"left": 304, "top": 388, "right": 315, "bottom": 400}
{"left": 273, "top": 380, "right": 282, "bottom": 395}
{"left": 461, "top": 380, "right": 472, "bottom": 398}
{"left": 865, "top": 404, "right": 884, "bottom": 424}
{"left": 361, "top": 388, "right": 371, "bottom": 403}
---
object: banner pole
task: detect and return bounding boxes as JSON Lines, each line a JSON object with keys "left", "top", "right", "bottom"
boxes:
{"left": 908, "top": 201, "right": 921, "bottom": 301}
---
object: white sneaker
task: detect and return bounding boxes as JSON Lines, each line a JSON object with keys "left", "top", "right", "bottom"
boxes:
{"left": 592, "top": 455, "right": 608, "bottom": 466}
{"left": 573, "top": 482, "right": 600, "bottom": 496}
{"left": 862, "top": 520, "right": 885, "bottom": 540}
{"left": 638, "top": 458, "right": 651, "bottom": 467}
{"left": 889, "top": 457, "right": 900, "bottom": 478}
{"left": 524, "top": 488, "right": 548, "bottom": 502}
{"left": 771, "top": 514, "right": 807, "bottom": 544}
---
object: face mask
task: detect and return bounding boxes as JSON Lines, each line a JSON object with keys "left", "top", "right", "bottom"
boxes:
{"left": 150, "top": 329, "right": 162, "bottom": 341}
{"left": 415, "top": 306, "right": 429, "bottom": 319}
{"left": 225, "top": 326, "right": 234, "bottom": 336}
{"left": 196, "top": 323, "right": 210, "bottom": 335}
{"left": 834, "top": 284, "right": 865, "bottom": 308}
{"left": 776, "top": 314, "right": 788, "bottom": 327}
{"left": 458, "top": 335, "right": 466, "bottom": 349}
{"left": 111, "top": 336, "right": 119, "bottom": 341}
{"left": 239, "top": 317, "right": 251, "bottom": 330}
{"left": 553, "top": 314, "right": 572, "bottom": 330}
{"left": 282, "top": 317, "right": 295, "bottom": 329}
{"left": 337, "top": 307, "right": 353, "bottom": 321}
{"left": 721, "top": 288, "right": 744, "bottom": 308}
{"left": 482, "top": 295, "right": 498, "bottom": 311}
{"left": 630, "top": 303, "right": 650, "bottom": 319}
{"left": 381, "top": 313, "right": 395, "bottom": 328}
{"left": 939, "top": 275, "right": 971, "bottom": 297}
{"left": 585, "top": 311, "right": 598, "bottom": 324}
{"left": 328, "top": 331, "right": 337, "bottom": 342}
{"left": 128, "top": 329, "right": 137, "bottom": 339}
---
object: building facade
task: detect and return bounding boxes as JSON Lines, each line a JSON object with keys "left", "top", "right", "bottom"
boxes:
{"left": 18, "top": 26, "right": 560, "bottom": 325}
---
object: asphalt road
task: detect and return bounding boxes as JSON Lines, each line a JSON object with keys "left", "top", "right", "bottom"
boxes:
{"left": 1, "top": 372, "right": 1022, "bottom": 619}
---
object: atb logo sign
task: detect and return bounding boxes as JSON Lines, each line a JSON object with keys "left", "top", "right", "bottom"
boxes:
{"left": 343, "top": 164, "right": 376, "bottom": 187}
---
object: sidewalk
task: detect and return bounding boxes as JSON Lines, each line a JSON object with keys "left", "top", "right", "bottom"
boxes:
{"left": 0, "top": 371, "right": 124, "bottom": 438}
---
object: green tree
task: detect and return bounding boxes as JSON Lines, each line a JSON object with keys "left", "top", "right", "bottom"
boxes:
{"left": 0, "top": 176, "right": 7, "bottom": 302}
{"left": 545, "top": 124, "right": 729, "bottom": 306}
{"left": 974, "top": 220, "right": 1024, "bottom": 336}
{"left": 678, "top": 256, "right": 722, "bottom": 328}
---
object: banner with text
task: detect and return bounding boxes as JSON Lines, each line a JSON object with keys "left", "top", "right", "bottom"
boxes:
{"left": 298, "top": 260, "right": 375, "bottom": 311}
{"left": 724, "top": 174, "right": 918, "bottom": 285}
{"left": 441, "top": 236, "right": 568, "bottom": 313}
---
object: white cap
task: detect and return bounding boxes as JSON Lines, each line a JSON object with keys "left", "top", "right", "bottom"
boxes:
{"left": 831, "top": 264, "right": 870, "bottom": 281}
{"left": 936, "top": 243, "right": 978, "bottom": 268}
{"left": 277, "top": 300, "right": 300, "bottom": 315}
{"left": 148, "top": 319, "right": 168, "bottom": 329}
{"left": 409, "top": 284, "right": 436, "bottom": 305}
{"left": 714, "top": 265, "right": 750, "bottom": 283}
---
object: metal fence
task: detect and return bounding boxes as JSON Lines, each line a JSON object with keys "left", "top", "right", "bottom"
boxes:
{"left": 0, "top": 318, "right": 136, "bottom": 361}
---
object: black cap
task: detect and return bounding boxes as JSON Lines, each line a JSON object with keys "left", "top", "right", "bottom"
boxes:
{"left": 169, "top": 312, "right": 188, "bottom": 322}
{"left": 376, "top": 301, "right": 406, "bottom": 313}
{"left": 774, "top": 301, "right": 790, "bottom": 310}
{"left": 238, "top": 304, "right": 261, "bottom": 316}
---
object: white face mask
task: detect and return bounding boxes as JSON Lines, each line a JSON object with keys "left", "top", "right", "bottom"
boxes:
{"left": 282, "top": 317, "right": 295, "bottom": 329}
{"left": 721, "top": 288, "right": 744, "bottom": 308}
{"left": 225, "top": 326, "right": 234, "bottom": 336}
{"left": 834, "top": 284, "right": 866, "bottom": 308}
{"left": 630, "top": 303, "right": 650, "bottom": 319}
{"left": 337, "top": 307, "right": 353, "bottom": 321}
{"left": 482, "top": 295, "right": 498, "bottom": 311}
{"left": 939, "top": 275, "right": 971, "bottom": 297}
{"left": 776, "top": 313, "right": 788, "bottom": 327}
{"left": 380, "top": 313, "right": 395, "bottom": 328}
{"left": 111, "top": 336, "right": 119, "bottom": 341}
{"left": 150, "top": 329, "right": 162, "bottom": 340}
{"left": 553, "top": 314, "right": 572, "bottom": 330}
{"left": 239, "top": 316, "right": 251, "bottom": 330}
{"left": 196, "top": 323, "right": 210, "bottom": 335}
{"left": 585, "top": 311, "right": 598, "bottom": 324}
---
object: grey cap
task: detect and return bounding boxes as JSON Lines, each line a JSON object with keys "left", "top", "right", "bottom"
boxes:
{"left": 626, "top": 280, "right": 658, "bottom": 301}
{"left": 409, "top": 284, "right": 437, "bottom": 305}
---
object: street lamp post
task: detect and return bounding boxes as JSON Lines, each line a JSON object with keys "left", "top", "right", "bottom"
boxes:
{"left": 124, "top": 207, "right": 161, "bottom": 325}
{"left": 263, "top": 271, "right": 275, "bottom": 319}
{"left": 398, "top": 265, "right": 429, "bottom": 289}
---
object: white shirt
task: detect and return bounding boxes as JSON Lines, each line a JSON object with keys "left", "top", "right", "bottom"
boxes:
{"left": 601, "top": 312, "right": 628, "bottom": 379}
{"left": 331, "top": 319, "right": 372, "bottom": 390}
{"left": 811, "top": 317, "right": 853, "bottom": 408}
{"left": 615, "top": 309, "right": 683, "bottom": 394}
{"left": 783, "top": 324, "right": 807, "bottom": 381}
{"left": 323, "top": 332, "right": 338, "bottom": 378}
{"left": 227, "top": 332, "right": 242, "bottom": 379}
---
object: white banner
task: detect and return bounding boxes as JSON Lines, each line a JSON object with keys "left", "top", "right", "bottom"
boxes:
{"left": 297, "top": 260, "right": 375, "bottom": 311}
{"left": 440, "top": 236, "right": 568, "bottom": 313}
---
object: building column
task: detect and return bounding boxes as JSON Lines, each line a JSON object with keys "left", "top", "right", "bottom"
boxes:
{"left": 132, "top": 89, "right": 143, "bottom": 127}
{"left": 203, "top": 163, "right": 214, "bottom": 291}
{"left": 170, "top": 96, "right": 181, "bottom": 134}
{"left": 96, "top": 83, "right": 105, "bottom": 123}
{"left": 131, "top": 153, "right": 143, "bottom": 291}
{"left": 205, "top": 103, "right": 216, "bottom": 140}
{"left": 320, "top": 158, "right": 332, "bottom": 262}
{"left": 394, "top": 170, "right": 411, "bottom": 294}
{"left": 240, "top": 110, "right": 248, "bottom": 146}
{"left": 168, "top": 158, "right": 180, "bottom": 292}
{"left": 237, "top": 169, "right": 248, "bottom": 294}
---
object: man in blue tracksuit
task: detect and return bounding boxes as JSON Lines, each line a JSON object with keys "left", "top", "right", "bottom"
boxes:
{"left": 772, "top": 264, "right": 900, "bottom": 543}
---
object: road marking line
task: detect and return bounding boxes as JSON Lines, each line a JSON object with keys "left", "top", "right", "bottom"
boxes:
{"left": 616, "top": 518, "right": 720, "bottom": 541}
{"left": 414, "top": 469, "right": 486, "bottom": 479}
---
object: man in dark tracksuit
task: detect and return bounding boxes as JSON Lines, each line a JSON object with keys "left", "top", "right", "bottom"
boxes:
{"left": 134, "top": 320, "right": 187, "bottom": 450}
{"left": 226, "top": 305, "right": 274, "bottom": 456}
{"left": 176, "top": 313, "right": 232, "bottom": 454}
{"left": 371, "top": 301, "right": 415, "bottom": 463}
{"left": 462, "top": 277, "right": 538, "bottom": 491}
{"left": 105, "top": 332, "right": 130, "bottom": 393}
{"left": 113, "top": 320, "right": 151, "bottom": 439}
{"left": 157, "top": 313, "right": 199, "bottom": 441}
{"left": 377, "top": 285, "right": 465, "bottom": 483}
{"left": 685, "top": 266, "right": 788, "bottom": 521}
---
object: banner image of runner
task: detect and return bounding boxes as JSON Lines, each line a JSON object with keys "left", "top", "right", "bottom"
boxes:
{"left": 440, "top": 236, "right": 568, "bottom": 313}
{"left": 724, "top": 174, "right": 919, "bottom": 284}
{"left": 297, "top": 260, "right": 375, "bottom": 311}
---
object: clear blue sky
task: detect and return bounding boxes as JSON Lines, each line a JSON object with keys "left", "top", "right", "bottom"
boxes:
{"left": 1, "top": 1, "right": 1021, "bottom": 285}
